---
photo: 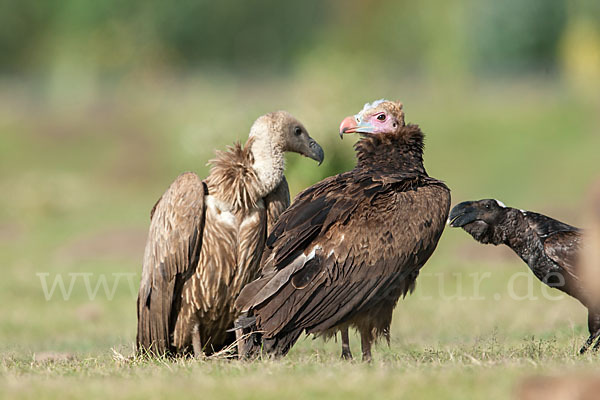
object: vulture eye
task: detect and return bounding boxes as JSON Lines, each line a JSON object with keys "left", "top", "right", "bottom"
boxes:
{"left": 376, "top": 114, "right": 386, "bottom": 121}
{"left": 294, "top": 127, "right": 302, "bottom": 136}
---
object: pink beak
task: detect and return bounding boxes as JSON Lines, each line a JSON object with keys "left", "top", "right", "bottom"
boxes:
{"left": 339, "top": 115, "right": 358, "bottom": 138}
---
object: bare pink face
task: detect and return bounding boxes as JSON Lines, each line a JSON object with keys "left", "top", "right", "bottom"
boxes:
{"left": 339, "top": 101, "right": 402, "bottom": 137}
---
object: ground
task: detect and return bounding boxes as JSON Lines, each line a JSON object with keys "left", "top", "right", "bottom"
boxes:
{"left": 1, "top": 77, "right": 599, "bottom": 399}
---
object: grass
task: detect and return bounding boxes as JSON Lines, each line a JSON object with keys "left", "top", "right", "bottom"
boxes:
{"left": 1, "top": 74, "right": 600, "bottom": 399}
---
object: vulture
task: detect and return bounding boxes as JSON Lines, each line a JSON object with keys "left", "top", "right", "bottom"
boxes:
{"left": 448, "top": 198, "right": 600, "bottom": 353}
{"left": 136, "top": 111, "right": 324, "bottom": 357}
{"left": 235, "top": 100, "right": 451, "bottom": 361}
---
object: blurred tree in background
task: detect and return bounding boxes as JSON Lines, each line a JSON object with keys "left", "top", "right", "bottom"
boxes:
{"left": 1, "top": 0, "right": 598, "bottom": 84}
{"left": 0, "top": 0, "right": 598, "bottom": 199}
{"left": 0, "top": 0, "right": 330, "bottom": 76}
{"left": 469, "top": 0, "right": 567, "bottom": 73}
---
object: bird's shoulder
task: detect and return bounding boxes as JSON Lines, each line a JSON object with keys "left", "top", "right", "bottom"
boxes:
{"left": 144, "top": 172, "right": 207, "bottom": 276}
{"left": 524, "top": 211, "right": 581, "bottom": 239}
{"left": 522, "top": 211, "right": 582, "bottom": 276}
{"left": 542, "top": 230, "right": 582, "bottom": 274}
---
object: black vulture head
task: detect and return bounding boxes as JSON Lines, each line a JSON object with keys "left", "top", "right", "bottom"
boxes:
{"left": 448, "top": 199, "right": 510, "bottom": 244}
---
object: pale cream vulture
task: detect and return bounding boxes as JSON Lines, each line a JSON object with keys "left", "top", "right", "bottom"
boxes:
{"left": 137, "top": 111, "right": 324, "bottom": 356}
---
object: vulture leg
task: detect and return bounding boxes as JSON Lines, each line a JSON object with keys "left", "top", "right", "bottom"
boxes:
{"left": 360, "top": 329, "right": 373, "bottom": 363}
{"left": 235, "top": 327, "right": 249, "bottom": 359}
{"left": 591, "top": 311, "right": 600, "bottom": 352}
{"left": 191, "top": 323, "right": 203, "bottom": 358}
{"left": 340, "top": 328, "right": 353, "bottom": 360}
{"left": 593, "top": 336, "right": 600, "bottom": 352}
{"left": 580, "top": 332, "right": 600, "bottom": 354}
{"left": 580, "top": 311, "right": 600, "bottom": 354}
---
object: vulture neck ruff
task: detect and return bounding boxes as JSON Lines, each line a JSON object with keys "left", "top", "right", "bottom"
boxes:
{"left": 205, "top": 139, "right": 263, "bottom": 212}
{"left": 354, "top": 124, "right": 426, "bottom": 174}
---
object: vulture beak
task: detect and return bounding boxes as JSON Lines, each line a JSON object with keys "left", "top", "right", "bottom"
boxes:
{"left": 448, "top": 201, "right": 478, "bottom": 227}
{"left": 339, "top": 115, "right": 374, "bottom": 139}
{"left": 305, "top": 138, "right": 325, "bottom": 165}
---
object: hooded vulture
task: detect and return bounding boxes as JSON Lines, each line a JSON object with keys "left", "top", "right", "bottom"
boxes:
{"left": 235, "top": 100, "right": 451, "bottom": 361}
{"left": 448, "top": 198, "right": 600, "bottom": 353}
{"left": 136, "top": 111, "right": 324, "bottom": 356}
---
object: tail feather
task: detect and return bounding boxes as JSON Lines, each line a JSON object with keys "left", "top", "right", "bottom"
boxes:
{"left": 136, "top": 294, "right": 172, "bottom": 356}
{"left": 235, "top": 312, "right": 303, "bottom": 359}
{"left": 262, "top": 329, "right": 303, "bottom": 357}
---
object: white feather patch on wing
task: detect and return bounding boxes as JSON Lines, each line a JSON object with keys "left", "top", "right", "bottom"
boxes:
{"left": 305, "top": 245, "right": 321, "bottom": 261}
{"left": 244, "top": 245, "right": 322, "bottom": 310}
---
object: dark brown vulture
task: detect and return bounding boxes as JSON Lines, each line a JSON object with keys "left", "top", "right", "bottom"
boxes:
{"left": 448, "top": 199, "right": 600, "bottom": 353}
{"left": 136, "top": 111, "right": 324, "bottom": 357}
{"left": 236, "top": 100, "right": 451, "bottom": 361}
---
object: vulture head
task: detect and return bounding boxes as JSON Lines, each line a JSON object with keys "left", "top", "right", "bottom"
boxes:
{"left": 251, "top": 111, "right": 324, "bottom": 165}
{"left": 449, "top": 199, "right": 512, "bottom": 245}
{"left": 339, "top": 99, "right": 405, "bottom": 138}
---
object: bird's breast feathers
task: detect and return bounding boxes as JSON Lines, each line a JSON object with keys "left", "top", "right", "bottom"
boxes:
{"left": 205, "top": 195, "right": 237, "bottom": 227}
{"left": 205, "top": 194, "right": 265, "bottom": 224}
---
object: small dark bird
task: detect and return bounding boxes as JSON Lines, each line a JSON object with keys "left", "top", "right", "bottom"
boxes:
{"left": 448, "top": 199, "right": 600, "bottom": 353}
{"left": 236, "top": 100, "right": 451, "bottom": 361}
{"left": 137, "top": 111, "right": 324, "bottom": 357}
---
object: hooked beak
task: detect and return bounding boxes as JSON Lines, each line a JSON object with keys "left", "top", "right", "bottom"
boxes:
{"left": 448, "top": 201, "right": 477, "bottom": 227}
{"left": 305, "top": 138, "right": 325, "bottom": 165}
{"left": 339, "top": 115, "right": 375, "bottom": 139}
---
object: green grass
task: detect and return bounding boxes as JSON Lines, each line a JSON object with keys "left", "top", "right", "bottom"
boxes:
{"left": 1, "top": 75, "right": 600, "bottom": 399}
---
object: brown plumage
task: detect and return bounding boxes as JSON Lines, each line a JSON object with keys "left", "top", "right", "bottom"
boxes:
{"left": 236, "top": 100, "right": 451, "bottom": 361}
{"left": 136, "top": 111, "right": 324, "bottom": 356}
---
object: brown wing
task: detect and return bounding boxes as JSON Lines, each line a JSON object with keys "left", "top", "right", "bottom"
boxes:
{"left": 543, "top": 231, "right": 582, "bottom": 280}
{"left": 524, "top": 211, "right": 582, "bottom": 280}
{"left": 525, "top": 211, "right": 579, "bottom": 239}
{"left": 238, "top": 171, "right": 450, "bottom": 338}
{"left": 137, "top": 172, "right": 207, "bottom": 355}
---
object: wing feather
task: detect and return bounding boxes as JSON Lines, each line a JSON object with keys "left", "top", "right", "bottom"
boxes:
{"left": 524, "top": 212, "right": 582, "bottom": 281}
{"left": 543, "top": 231, "right": 582, "bottom": 279}
{"left": 525, "top": 211, "right": 580, "bottom": 238}
{"left": 240, "top": 170, "right": 450, "bottom": 340}
{"left": 136, "top": 172, "right": 207, "bottom": 354}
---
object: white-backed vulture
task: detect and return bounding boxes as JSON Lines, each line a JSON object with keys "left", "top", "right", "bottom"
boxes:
{"left": 235, "top": 100, "right": 451, "bottom": 361}
{"left": 137, "top": 111, "right": 324, "bottom": 356}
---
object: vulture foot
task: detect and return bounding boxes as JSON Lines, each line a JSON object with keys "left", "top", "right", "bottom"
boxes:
{"left": 593, "top": 337, "right": 600, "bottom": 353}
{"left": 579, "top": 330, "right": 600, "bottom": 354}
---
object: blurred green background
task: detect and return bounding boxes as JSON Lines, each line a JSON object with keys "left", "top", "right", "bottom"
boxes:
{"left": 1, "top": 0, "right": 600, "bottom": 399}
